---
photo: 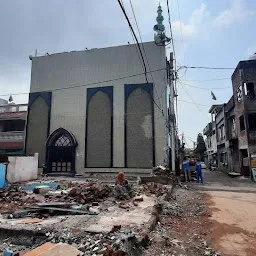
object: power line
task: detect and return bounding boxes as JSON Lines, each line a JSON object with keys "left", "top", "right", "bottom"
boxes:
{"left": 128, "top": 0, "right": 162, "bottom": 105}
{"left": 120, "top": 0, "right": 145, "bottom": 81}
{"left": 166, "top": 0, "right": 177, "bottom": 72}
{"left": 178, "top": 82, "right": 211, "bottom": 120}
{"left": 179, "top": 82, "right": 205, "bottom": 112}
{"left": 176, "top": 0, "right": 185, "bottom": 65}
{"left": 117, "top": 0, "right": 148, "bottom": 83}
{"left": 166, "top": 0, "right": 179, "bottom": 139}
{"left": 182, "top": 78, "right": 230, "bottom": 82}
{"left": 0, "top": 67, "right": 166, "bottom": 97}
{"left": 178, "top": 66, "right": 235, "bottom": 70}
{"left": 117, "top": 0, "right": 166, "bottom": 119}
{"left": 177, "top": 99, "right": 210, "bottom": 108}
{"left": 180, "top": 81, "right": 231, "bottom": 90}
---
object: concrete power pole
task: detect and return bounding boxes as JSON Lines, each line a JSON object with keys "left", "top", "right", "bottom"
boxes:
{"left": 169, "top": 52, "right": 176, "bottom": 172}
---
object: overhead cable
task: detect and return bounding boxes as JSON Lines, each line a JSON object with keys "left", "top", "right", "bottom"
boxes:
{"left": 0, "top": 68, "right": 166, "bottom": 97}
{"left": 178, "top": 66, "right": 235, "bottom": 70}
{"left": 117, "top": 0, "right": 149, "bottom": 83}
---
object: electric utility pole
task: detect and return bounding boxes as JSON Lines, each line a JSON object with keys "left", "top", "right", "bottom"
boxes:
{"left": 169, "top": 52, "right": 176, "bottom": 172}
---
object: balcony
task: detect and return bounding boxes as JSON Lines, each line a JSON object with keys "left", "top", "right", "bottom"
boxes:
{"left": 0, "top": 131, "right": 24, "bottom": 141}
{"left": 203, "top": 122, "right": 212, "bottom": 136}
{"left": 0, "top": 104, "right": 28, "bottom": 120}
{"left": 0, "top": 131, "right": 24, "bottom": 150}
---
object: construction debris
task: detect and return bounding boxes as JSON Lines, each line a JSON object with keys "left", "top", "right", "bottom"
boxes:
{"left": 0, "top": 175, "right": 223, "bottom": 256}
{"left": 113, "top": 172, "right": 134, "bottom": 200}
{"left": 0, "top": 181, "right": 113, "bottom": 216}
{"left": 152, "top": 165, "right": 171, "bottom": 176}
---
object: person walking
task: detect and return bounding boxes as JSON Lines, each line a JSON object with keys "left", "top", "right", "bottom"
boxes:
{"left": 195, "top": 159, "right": 203, "bottom": 183}
{"left": 183, "top": 157, "right": 191, "bottom": 182}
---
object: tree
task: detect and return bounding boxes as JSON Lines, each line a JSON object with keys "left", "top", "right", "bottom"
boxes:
{"left": 195, "top": 133, "right": 206, "bottom": 161}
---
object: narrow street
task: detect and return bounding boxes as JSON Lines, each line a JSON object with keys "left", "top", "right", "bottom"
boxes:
{"left": 144, "top": 170, "right": 256, "bottom": 256}
{"left": 192, "top": 170, "right": 256, "bottom": 256}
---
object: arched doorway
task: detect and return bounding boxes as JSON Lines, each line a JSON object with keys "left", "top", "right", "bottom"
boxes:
{"left": 46, "top": 128, "right": 77, "bottom": 175}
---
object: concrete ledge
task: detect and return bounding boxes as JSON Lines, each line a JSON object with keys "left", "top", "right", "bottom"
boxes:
{"left": 82, "top": 168, "right": 152, "bottom": 174}
{"left": 139, "top": 176, "right": 172, "bottom": 185}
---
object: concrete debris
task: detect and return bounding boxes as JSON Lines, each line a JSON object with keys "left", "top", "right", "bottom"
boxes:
{"left": 0, "top": 186, "right": 40, "bottom": 214}
{"left": 140, "top": 182, "right": 170, "bottom": 197}
{"left": 113, "top": 172, "right": 134, "bottom": 200}
{"left": 0, "top": 181, "right": 112, "bottom": 217}
{"left": 65, "top": 183, "right": 112, "bottom": 204}
{"left": 162, "top": 202, "right": 183, "bottom": 217}
{"left": 152, "top": 165, "right": 171, "bottom": 176}
{"left": 0, "top": 176, "right": 223, "bottom": 256}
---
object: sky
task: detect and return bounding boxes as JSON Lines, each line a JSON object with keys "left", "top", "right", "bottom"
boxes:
{"left": 1, "top": 0, "right": 256, "bottom": 147}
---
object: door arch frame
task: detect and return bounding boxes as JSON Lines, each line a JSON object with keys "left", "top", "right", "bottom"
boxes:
{"left": 45, "top": 128, "right": 78, "bottom": 175}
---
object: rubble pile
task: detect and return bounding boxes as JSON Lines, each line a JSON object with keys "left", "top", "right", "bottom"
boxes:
{"left": 55, "top": 182, "right": 113, "bottom": 205}
{"left": 0, "top": 186, "right": 40, "bottom": 213}
{"left": 140, "top": 182, "right": 168, "bottom": 196}
{"left": 152, "top": 165, "right": 171, "bottom": 176}
{"left": 48, "top": 228, "right": 148, "bottom": 256}
{"left": 162, "top": 202, "right": 183, "bottom": 217}
{"left": 195, "top": 241, "right": 222, "bottom": 256}
{"left": 113, "top": 172, "right": 134, "bottom": 200}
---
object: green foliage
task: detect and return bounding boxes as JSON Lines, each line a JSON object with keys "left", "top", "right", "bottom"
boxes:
{"left": 195, "top": 133, "right": 206, "bottom": 154}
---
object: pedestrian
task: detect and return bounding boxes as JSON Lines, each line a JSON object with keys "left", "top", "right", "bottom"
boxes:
{"left": 175, "top": 157, "right": 181, "bottom": 177}
{"left": 183, "top": 157, "right": 191, "bottom": 182}
{"left": 209, "top": 160, "right": 212, "bottom": 172}
{"left": 195, "top": 159, "right": 203, "bottom": 183}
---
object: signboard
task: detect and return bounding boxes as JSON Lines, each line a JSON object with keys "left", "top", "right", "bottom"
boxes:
{"left": 251, "top": 160, "right": 256, "bottom": 168}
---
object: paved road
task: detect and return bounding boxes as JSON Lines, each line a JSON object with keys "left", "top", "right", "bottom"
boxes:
{"left": 190, "top": 169, "right": 256, "bottom": 193}
{"left": 190, "top": 169, "right": 256, "bottom": 256}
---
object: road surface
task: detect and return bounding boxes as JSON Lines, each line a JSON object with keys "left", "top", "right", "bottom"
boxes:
{"left": 191, "top": 170, "right": 256, "bottom": 256}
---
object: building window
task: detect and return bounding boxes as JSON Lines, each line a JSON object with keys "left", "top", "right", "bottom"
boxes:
{"left": 232, "top": 118, "right": 236, "bottom": 132}
{"left": 212, "top": 111, "right": 216, "bottom": 122}
{"left": 220, "top": 152, "right": 227, "bottom": 164}
{"left": 222, "top": 125, "right": 225, "bottom": 139}
{"left": 218, "top": 125, "right": 225, "bottom": 140}
{"left": 230, "top": 117, "right": 236, "bottom": 137}
{"left": 240, "top": 115, "right": 245, "bottom": 131}
{"left": 237, "top": 85, "right": 242, "bottom": 102}
{"left": 218, "top": 126, "right": 222, "bottom": 141}
{"left": 244, "top": 83, "right": 255, "bottom": 99}
{"left": 248, "top": 113, "right": 256, "bottom": 130}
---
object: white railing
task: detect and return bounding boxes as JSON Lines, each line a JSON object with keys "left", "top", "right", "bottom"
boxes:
{"left": 0, "top": 131, "right": 24, "bottom": 141}
{"left": 0, "top": 104, "right": 28, "bottom": 113}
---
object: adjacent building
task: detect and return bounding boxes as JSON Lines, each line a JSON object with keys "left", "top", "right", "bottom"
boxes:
{"left": 232, "top": 57, "right": 256, "bottom": 176}
{"left": 0, "top": 101, "right": 28, "bottom": 154}
{"left": 204, "top": 55, "right": 256, "bottom": 177}
{"left": 25, "top": 42, "right": 168, "bottom": 176}
{"left": 203, "top": 105, "right": 221, "bottom": 166}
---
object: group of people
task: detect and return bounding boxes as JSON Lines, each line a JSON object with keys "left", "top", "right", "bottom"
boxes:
{"left": 183, "top": 157, "right": 203, "bottom": 183}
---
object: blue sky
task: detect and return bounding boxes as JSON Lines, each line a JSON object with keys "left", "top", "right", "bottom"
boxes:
{"left": 167, "top": 0, "right": 256, "bottom": 146}
{"left": 0, "top": 0, "right": 255, "bottom": 147}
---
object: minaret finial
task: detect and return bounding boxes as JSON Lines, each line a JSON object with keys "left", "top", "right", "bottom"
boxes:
{"left": 153, "top": 4, "right": 171, "bottom": 46}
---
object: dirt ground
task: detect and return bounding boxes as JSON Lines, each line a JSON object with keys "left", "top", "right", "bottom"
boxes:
{"left": 144, "top": 170, "right": 256, "bottom": 256}
{"left": 206, "top": 191, "right": 256, "bottom": 256}
{"left": 143, "top": 187, "right": 218, "bottom": 256}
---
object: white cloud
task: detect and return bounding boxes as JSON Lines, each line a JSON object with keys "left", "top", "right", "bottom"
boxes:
{"left": 172, "top": 21, "right": 196, "bottom": 39}
{"left": 172, "top": 3, "right": 209, "bottom": 39}
{"left": 214, "top": 0, "right": 254, "bottom": 27}
{"left": 190, "top": 3, "right": 208, "bottom": 25}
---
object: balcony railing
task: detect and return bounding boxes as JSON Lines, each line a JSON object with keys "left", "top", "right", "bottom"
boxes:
{"left": 203, "top": 122, "right": 213, "bottom": 135}
{"left": 0, "top": 104, "right": 28, "bottom": 113}
{"left": 0, "top": 131, "right": 24, "bottom": 141}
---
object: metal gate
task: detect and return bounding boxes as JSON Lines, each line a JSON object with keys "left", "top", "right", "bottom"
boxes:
{"left": 46, "top": 128, "right": 77, "bottom": 175}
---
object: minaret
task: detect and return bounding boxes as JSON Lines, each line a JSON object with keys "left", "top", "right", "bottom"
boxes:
{"left": 153, "top": 4, "right": 170, "bottom": 46}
